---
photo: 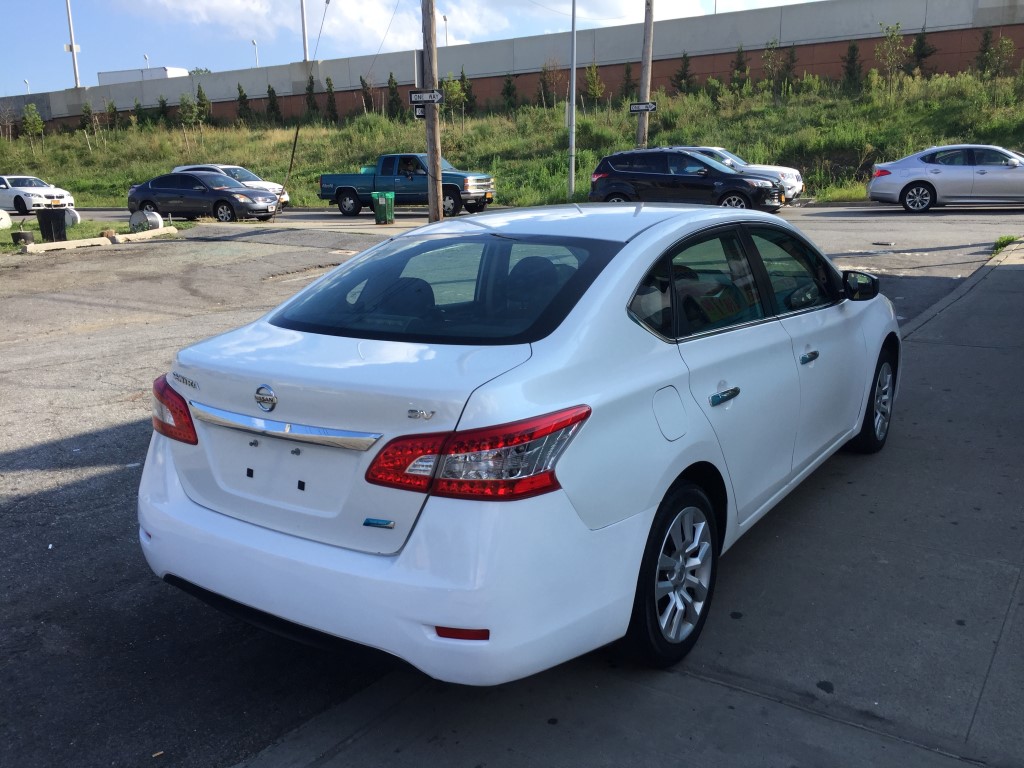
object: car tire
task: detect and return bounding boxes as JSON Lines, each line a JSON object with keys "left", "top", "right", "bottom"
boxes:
{"left": 604, "top": 193, "right": 631, "bottom": 203}
{"left": 900, "top": 182, "right": 934, "bottom": 213}
{"left": 442, "top": 188, "right": 463, "bottom": 217}
{"left": 718, "top": 192, "right": 751, "bottom": 208}
{"left": 463, "top": 201, "right": 486, "bottom": 214}
{"left": 140, "top": 201, "right": 158, "bottom": 214}
{"left": 14, "top": 196, "right": 28, "bottom": 215}
{"left": 626, "top": 483, "right": 719, "bottom": 667}
{"left": 214, "top": 201, "right": 237, "bottom": 222}
{"left": 337, "top": 191, "right": 361, "bottom": 216}
{"left": 847, "top": 349, "right": 896, "bottom": 453}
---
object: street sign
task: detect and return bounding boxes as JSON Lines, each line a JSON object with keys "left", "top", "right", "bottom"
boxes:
{"left": 413, "top": 104, "right": 425, "bottom": 120}
{"left": 409, "top": 89, "right": 444, "bottom": 104}
{"left": 629, "top": 101, "right": 657, "bottom": 113}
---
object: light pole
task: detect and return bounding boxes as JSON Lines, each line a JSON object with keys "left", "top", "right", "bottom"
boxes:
{"left": 252, "top": 39, "right": 259, "bottom": 67}
{"left": 64, "top": 0, "right": 81, "bottom": 88}
{"left": 144, "top": 53, "right": 150, "bottom": 68}
{"left": 24, "top": 79, "right": 30, "bottom": 93}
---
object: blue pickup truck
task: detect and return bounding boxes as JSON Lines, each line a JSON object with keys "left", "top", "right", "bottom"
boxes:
{"left": 318, "top": 153, "right": 496, "bottom": 217}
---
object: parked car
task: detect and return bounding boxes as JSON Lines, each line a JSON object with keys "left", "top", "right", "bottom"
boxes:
{"left": 128, "top": 171, "right": 279, "bottom": 222}
{"left": 868, "top": 144, "right": 1024, "bottom": 212}
{"left": 139, "top": 204, "right": 900, "bottom": 686}
{"left": 675, "top": 146, "right": 805, "bottom": 201}
{"left": 0, "top": 175, "right": 75, "bottom": 214}
{"left": 589, "top": 149, "right": 785, "bottom": 211}
{"left": 172, "top": 164, "right": 290, "bottom": 207}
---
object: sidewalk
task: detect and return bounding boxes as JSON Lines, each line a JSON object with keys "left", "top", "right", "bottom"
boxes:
{"left": 227, "top": 247, "right": 1024, "bottom": 768}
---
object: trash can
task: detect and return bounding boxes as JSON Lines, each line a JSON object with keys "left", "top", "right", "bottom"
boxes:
{"left": 36, "top": 208, "right": 68, "bottom": 242}
{"left": 372, "top": 191, "right": 395, "bottom": 225}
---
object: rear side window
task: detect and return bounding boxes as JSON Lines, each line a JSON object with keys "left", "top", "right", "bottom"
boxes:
{"left": 610, "top": 153, "right": 667, "bottom": 174}
{"left": 921, "top": 149, "right": 968, "bottom": 166}
{"left": 270, "top": 233, "right": 620, "bottom": 344}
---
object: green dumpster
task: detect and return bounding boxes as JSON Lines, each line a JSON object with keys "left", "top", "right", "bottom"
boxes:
{"left": 372, "top": 191, "right": 395, "bottom": 225}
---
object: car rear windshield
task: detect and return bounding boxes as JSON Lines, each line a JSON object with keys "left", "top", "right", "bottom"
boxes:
{"left": 269, "top": 233, "right": 621, "bottom": 344}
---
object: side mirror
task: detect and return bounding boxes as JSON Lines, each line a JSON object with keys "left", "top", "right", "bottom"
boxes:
{"left": 1009, "top": 157, "right": 1021, "bottom": 168}
{"left": 843, "top": 270, "right": 880, "bottom": 301}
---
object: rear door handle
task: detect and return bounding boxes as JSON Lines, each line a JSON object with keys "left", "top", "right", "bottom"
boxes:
{"left": 709, "top": 387, "right": 740, "bottom": 407}
{"left": 800, "top": 350, "right": 820, "bottom": 364}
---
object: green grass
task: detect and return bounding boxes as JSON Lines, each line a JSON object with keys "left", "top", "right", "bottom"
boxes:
{"left": 5, "top": 69, "right": 1024, "bottom": 209}
{"left": 992, "top": 234, "right": 1019, "bottom": 255}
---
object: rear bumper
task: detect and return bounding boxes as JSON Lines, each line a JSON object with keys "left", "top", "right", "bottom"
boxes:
{"left": 138, "top": 434, "right": 646, "bottom": 685}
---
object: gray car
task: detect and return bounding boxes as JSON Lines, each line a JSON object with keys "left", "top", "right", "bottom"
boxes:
{"left": 867, "top": 144, "right": 1024, "bottom": 212}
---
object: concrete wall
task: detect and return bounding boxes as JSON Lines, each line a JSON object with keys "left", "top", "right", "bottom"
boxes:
{"left": 5, "top": 0, "right": 1024, "bottom": 125}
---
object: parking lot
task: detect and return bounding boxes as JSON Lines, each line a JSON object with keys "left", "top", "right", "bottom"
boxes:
{"left": 1, "top": 207, "right": 1022, "bottom": 768}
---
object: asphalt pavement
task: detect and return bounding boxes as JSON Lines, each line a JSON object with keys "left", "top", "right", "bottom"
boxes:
{"left": 225, "top": 244, "right": 1024, "bottom": 768}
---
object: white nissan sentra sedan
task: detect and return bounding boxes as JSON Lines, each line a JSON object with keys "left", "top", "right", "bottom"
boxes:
{"left": 138, "top": 204, "right": 900, "bottom": 686}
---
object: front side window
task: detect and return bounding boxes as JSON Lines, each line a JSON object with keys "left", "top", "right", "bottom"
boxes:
{"left": 747, "top": 226, "right": 838, "bottom": 313}
{"left": 974, "top": 148, "right": 1015, "bottom": 166}
{"left": 271, "top": 234, "right": 619, "bottom": 344}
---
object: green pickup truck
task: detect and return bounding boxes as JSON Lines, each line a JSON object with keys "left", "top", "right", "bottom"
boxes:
{"left": 317, "top": 153, "right": 496, "bottom": 217}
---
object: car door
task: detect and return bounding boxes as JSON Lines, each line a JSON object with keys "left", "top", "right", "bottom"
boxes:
{"left": 0, "top": 177, "right": 11, "bottom": 209}
{"left": 613, "top": 152, "right": 672, "bottom": 202}
{"left": 919, "top": 148, "right": 974, "bottom": 201}
{"left": 664, "top": 228, "right": 801, "bottom": 525}
{"left": 971, "top": 147, "right": 1024, "bottom": 201}
{"left": 178, "top": 174, "right": 215, "bottom": 217}
{"left": 666, "top": 154, "right": 717, "bottom": 204}
{"left": 744, "top": 224, "right": 868, "bottom": 472}
{"left": 393, "top": 155, "right": 426, "bottom": 204}
{"left": 148, "top": 175, "right": 183, "bottom": 214}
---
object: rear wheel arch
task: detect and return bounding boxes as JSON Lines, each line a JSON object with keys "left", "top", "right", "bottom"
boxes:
{"left": 672, "top": 461, "right": 728, "bottom": 551}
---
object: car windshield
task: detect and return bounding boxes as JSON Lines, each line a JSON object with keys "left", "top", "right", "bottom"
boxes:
{"left": 270, "top": 232, "right": 621, "bottom": 345}
{"left": 696, "top": 154, "right": 739, "bottom": 175}
{"left": 716, "top": 148, "right": 750, "bottom": 166}
{"left": 201, "top": 173, "right": 245, "bottom": 190}
{"left": 10, "top": 177, "right": 47, "bottom": 187}
{"left": 439, "top": 157, "right": 456, "bottom": 171}
{"left": 221, "top": 167, "right": 262, "bottom": 182}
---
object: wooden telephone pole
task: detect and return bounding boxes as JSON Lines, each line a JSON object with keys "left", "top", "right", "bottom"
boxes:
{"left": 636, "top": 0, "right": 654, "bottom": 148}
{"left": 421, "top": 0, "right": 443, "bottom": 221}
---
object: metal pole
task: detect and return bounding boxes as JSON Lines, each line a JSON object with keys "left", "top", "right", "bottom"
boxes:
{"left": 66, "top": 0, "right": 81, "bottom": 88}
{"left": 422, "top": 0, "right": 443, "bottom": 221}
{"left": 300, "top": 0, "right": 310, "bottom": 61}
{"left": 636, "top": 0, "right": 653, "bottom": 148}
{"left": 252, "top": 40, "right": 259, "bottom": 67}
{"left": 568, "top": 0, "right": 577, "bottom": 200}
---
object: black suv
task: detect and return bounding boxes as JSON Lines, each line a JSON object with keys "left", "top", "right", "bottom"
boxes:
{"left": 589, "top": 148, "right": 784, "bottom": 211}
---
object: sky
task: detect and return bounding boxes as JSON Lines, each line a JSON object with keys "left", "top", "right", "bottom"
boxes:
{"left": 2, "top": 0, "right": 821, "bottom": 97}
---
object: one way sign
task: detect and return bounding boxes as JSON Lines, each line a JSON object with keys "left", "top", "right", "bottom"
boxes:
{"left": 409, "top": 89, "right": 444, "bottom": 104}
{"left": 629, "top": 101, "right": 657, "bottom": 113}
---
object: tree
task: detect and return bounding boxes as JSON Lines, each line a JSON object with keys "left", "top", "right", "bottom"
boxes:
{"left": 105, "top": 99, "right": 119, "bottom": 129}
{"left": 780, "top": 45, "right": 798, "bottom": 92}
{"left": 133, "top": 98, "right": 146, "bottom": 127}
{"left": 906, "top": 31, "right": 937, "bottom": 75}
{"left": 325, "top": 76, "right": 338, "bottom": 124}
{"left": 21, "top": 103, "right": 44, "bottom": 145}
{"left": 841, "top": 40, "right": 864, "bottom": 93}
{"left": 189, "top": 67, "right": 212, "bottom": 76}
{"left": 195, "top": 83, "right": 210, "bottom": 124}
{"left": 620, "top": 62, "right": 637, "bottom": 102}
{"left": 585, "top": 61, "right": 605, "bottom": 107}
{"left": 386, "top": 72, "right": 403, "bottom": 119}
{"left": 537, "top": 62, "right": 557, "bottom": 107}
{"left": 762, "top": 39, "right": 782, "bottom": 97}
{"left": 975, "top": 29, "right": 994, "bottom": 76}
{"left": 157, "top": 95, "right": 169, "bottom": 125}
{"left": 266, "top": 85, "right": 282, "bottom": 124}
{"left": 502, "top": 74, "right": 518, "bottom": 112}
{"left": 359, "top": 76, "right": 373, "bottom": 113}
{"left": 730, "top": 45, "right": 749, "bottom": 90}
{"left": 459, "top": 67, "right": 477, "bottom": 115}
{"left": 440, "top": 71, "right": 465, "bottom": 121}
{"left": 178, "top": 93, "right": 197, "bottom": 127}
{"left": 991, "top": 35, "right": 1016, "bottom": 77}
{"left": 670, "top": 53, "right": 694, "bottom": 95}
{"left": 875, "top": 22, "right": 908, "bottom": 95}
{"left": 79, "top": 101, "right": 93, "bottom": 131}
{"left": 304, "top": 75, "right": 319, "bottom": 121}
{"left": 236, "top": 83, "right": 252, "bottom": 123}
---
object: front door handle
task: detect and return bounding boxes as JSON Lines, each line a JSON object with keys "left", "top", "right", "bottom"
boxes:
{"left": 800, "top": 350, "right": 820, "bottom": 365}
{"left": 709, "top": 387, "right": 740, "bottom": 407}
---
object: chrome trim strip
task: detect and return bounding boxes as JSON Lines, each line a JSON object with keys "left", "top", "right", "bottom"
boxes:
{"left": 189, "top": 401, "right": 382, "bottom": 451}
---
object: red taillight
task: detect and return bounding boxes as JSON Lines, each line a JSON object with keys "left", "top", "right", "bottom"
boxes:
{"left": 366, "top": 405, "right": 591, "bottom": 500}
{"left": 872, "top": 168, "right": 891, "bottom": 178}
{"left": 436, "top": 627, "right": 490, "bottom": 641}
{"left": 591, "top": 172, "right": 608, "bottom": 183}
{"left": 152, "top": 374, "right": 198, "bottom": 445}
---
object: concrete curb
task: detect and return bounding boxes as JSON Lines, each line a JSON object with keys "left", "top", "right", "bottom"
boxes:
{"left": 900, "top": 239, "right": 1023, "bottom": 339}
{"left": 21, "top": 237, "right": 111, "bottom": 254}
{"left": 110, "top": 226, "right": 178, "bottom": 244}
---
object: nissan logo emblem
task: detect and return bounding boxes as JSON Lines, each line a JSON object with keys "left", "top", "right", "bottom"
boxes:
{"left": 255, "top": 385, "right": 278, "bottom": 412}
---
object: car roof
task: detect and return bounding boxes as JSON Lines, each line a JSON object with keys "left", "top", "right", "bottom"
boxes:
{"left": 172, "top": 164, "right": 243, "bottom": 171}
{"left": 403, "top": 203, "right": 784, "bottom": 243}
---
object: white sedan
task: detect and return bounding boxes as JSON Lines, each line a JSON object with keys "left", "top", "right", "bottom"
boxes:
{"left": 0, "top": 175, "right": 75, "bottom": 214}
{"left": 138, "top": 204, "right": 900, "bottom": 685}
{"left": 679, "top": 146, "right": 805, "bottom": 201}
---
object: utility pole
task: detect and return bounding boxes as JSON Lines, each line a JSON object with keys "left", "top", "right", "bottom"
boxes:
{"left": 422, "top": 0, "right": 443, "bottom": 221}
{"left": 65, "top": 0, "right": 81, "bottom": 88}
{"left": 300, "top": 0, "right": 310, "bottom": 61}
{"left": 636, "top": 0, "right": 654, "bottom": 148}
{"left": 568, "top": 0, "right": 577, "bottom": 200}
